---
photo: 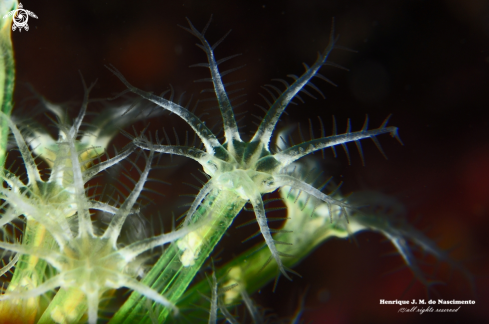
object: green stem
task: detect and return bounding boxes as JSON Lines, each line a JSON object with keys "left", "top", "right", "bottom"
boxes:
{"left": 109, "top": 190, "right": 246, "bottom": 324}
{"left": 177, "top": 220, "right": 346, "bottom": 318}
{"left": 177, "top": 189, "right": 351, "bottom": 319}
{"left": 0, "top": 0, "right": 16, "bottom": 168}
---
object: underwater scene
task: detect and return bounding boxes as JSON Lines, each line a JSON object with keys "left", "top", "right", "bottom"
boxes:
{"left": 0, "top": 0, "right": 488, "bottom": 323}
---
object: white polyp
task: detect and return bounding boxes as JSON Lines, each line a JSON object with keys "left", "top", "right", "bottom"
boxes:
{"left": 0, "top": 100, "right": 188, "bottom": 322}
{"left": 107, "top": 19, "right": 401, "bottom": 284}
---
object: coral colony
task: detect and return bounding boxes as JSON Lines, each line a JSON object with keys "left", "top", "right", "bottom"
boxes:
{"left": 0, "top": 15, "right": 469, "bottom": 324}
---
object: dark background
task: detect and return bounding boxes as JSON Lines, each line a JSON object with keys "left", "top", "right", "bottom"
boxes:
{"left": 9, "top": 0, "right": 489, "bottom": 323}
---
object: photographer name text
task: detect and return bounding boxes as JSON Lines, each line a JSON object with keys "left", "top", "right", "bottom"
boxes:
{"left": 379, "top": 299, "right": 475, "bottom": 314}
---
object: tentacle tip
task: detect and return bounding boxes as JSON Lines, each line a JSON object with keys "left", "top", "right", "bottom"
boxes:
{"left": 391, "top": 129, "right": 404, "bottom": 146}
{"left": 281, "top": 265, "right": 302, "bottom": 282}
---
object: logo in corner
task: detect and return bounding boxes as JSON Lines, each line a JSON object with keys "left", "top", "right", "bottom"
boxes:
{"left": 3, "top": 3, "right": 38, "bottom": 32}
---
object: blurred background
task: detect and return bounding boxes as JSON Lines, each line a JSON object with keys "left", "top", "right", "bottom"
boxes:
{"left": 9, "top": 0, "right": 489, "bottom": 323}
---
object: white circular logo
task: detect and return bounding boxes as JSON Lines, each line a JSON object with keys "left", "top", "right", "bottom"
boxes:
{"left": 3, "top": 3, "right": 38, "bottom": 32}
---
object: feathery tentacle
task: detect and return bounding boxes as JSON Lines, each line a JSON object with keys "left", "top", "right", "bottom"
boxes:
{"left": 273, "top": 117, "right": 400, "bottom": 167}
{"left": 180, "top": 16, "right": 241, "bottom": 144}
{"left": 252, "top": 20, "right": 337, "bottom": 147}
